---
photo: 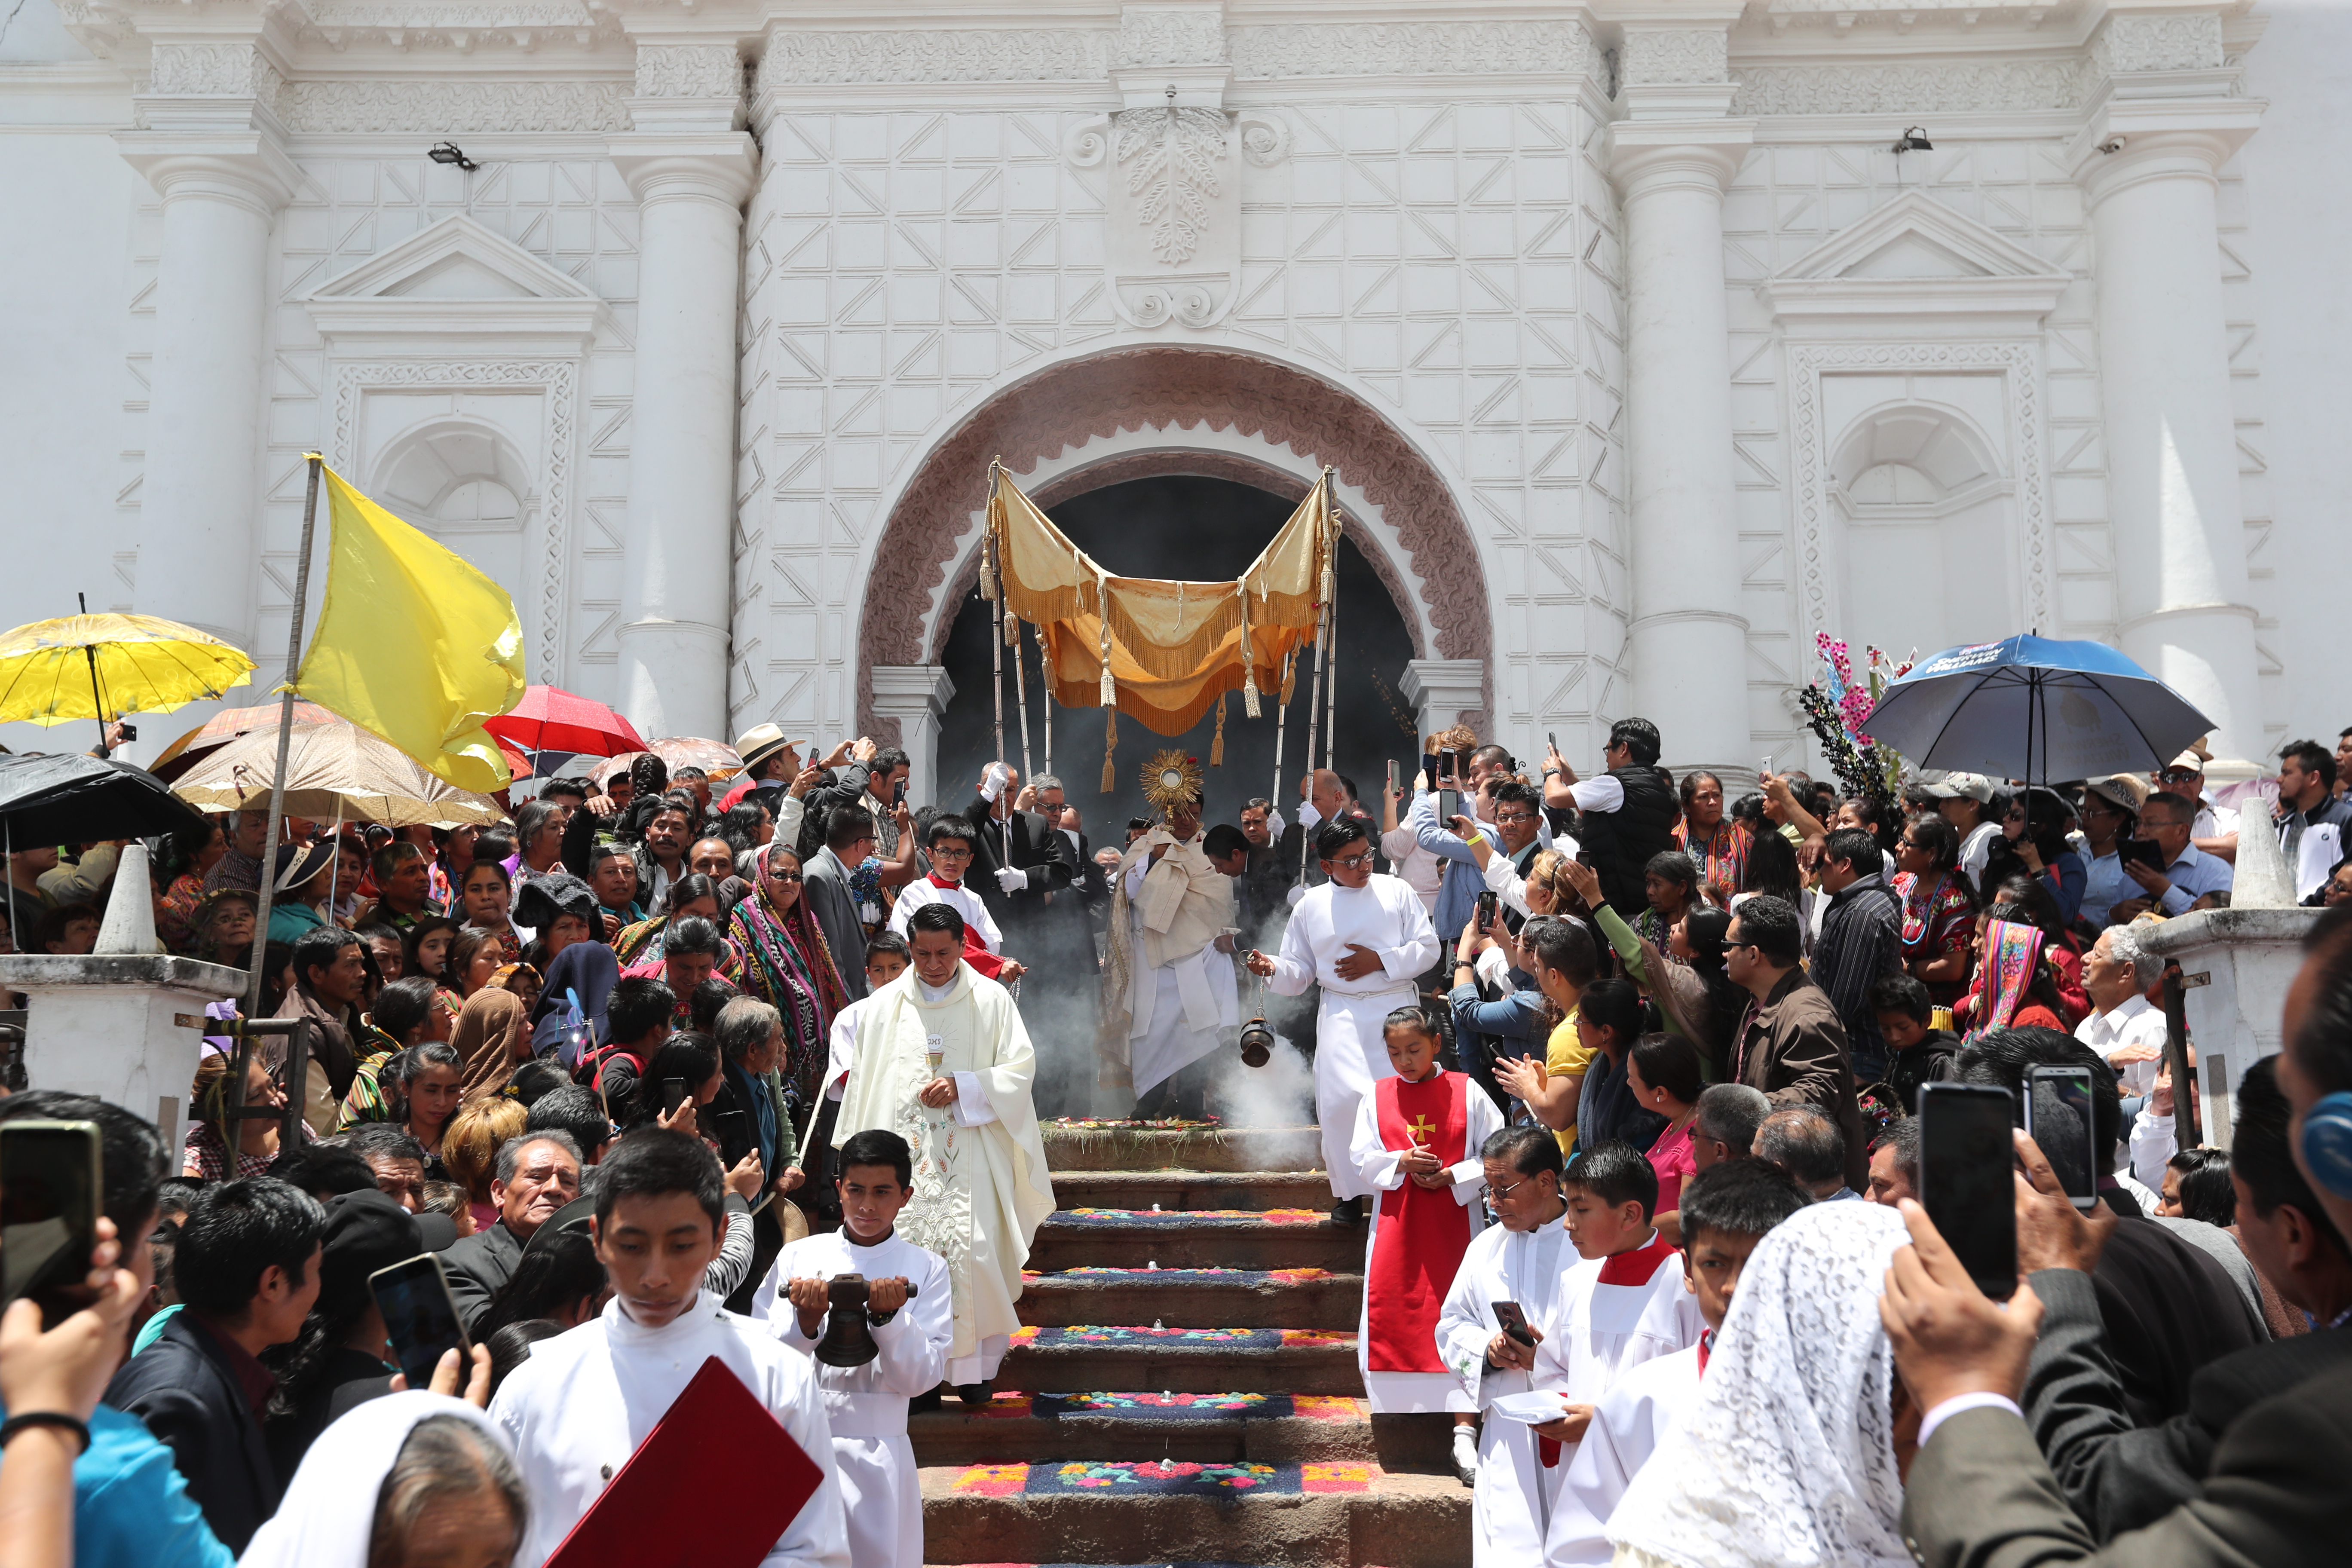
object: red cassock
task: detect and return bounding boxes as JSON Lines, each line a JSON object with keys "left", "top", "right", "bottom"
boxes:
{"left": 1365, "top": 1070, "right": 1473, "bottom": 1374}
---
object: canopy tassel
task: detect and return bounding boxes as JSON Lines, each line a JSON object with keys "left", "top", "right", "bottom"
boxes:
{"left": 1210, "top": 690, "right": 1228, "bottom": 766}
{"left": 1004, "top": 609, "right": 1020, "bottom": 647}
{"left": 1101, "top": 707, "right": 1118, "bottom": 794}
{"left": 1096, "top": 575, "right": 1117, "bottom": 708}
{"left": 1239, "top": 588, "right": 1262, "bottom": 718}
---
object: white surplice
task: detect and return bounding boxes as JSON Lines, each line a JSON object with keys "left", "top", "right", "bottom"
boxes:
{"left": 887, "top": 876, "right": 1003, "bottom": 953}
{"left": 832, "top": 964, "right": 1056, "bottom": 1385}
{"left": 1436, "top": 1204, "right": 1575, "bottom": 1566}
{"left": 751, "top": 1230, "right": 954, "bottom": 1568}
{"left": 1118, "top": 850, "right": 1240, "bottom": 1096}
{"left": 1261, "top": 873, "right": 1439, "bottom": 1199}
{"left": 1528, "top": 1234, "right": 1702, "bottom": 1482}
{"left": 1349, "top": 1070, "right": 1501, "bottom": 1411}
{"left": 1542, "top": 1342, "right": 1703, "bottom": 1567}
{"left": 489, "top": 1290, "right": 848, "bottom": 1568}
{"left": 824, "top": 996, "right": 873, "bottom": 1102}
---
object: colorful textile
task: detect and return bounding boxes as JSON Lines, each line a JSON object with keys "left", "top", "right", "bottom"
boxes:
{"left": 156, "top": 870, "right": 209, "bottom": 955}
{"left": 725, "top": 844, "right": 851, "bottom": 1112}
{"left": 1365, "top": 1070, "right": 1473, "bottom": 1375}
{"left": 1043, "top": 1266, "right": 1333, "bottom": 1284}
{"left": 1968, "top": 917, "right": 2047, "bottom": 1039}
{"left": 1893, "top": 869, "right": 1975, "bottom": 1004}
{"left": 1009, "top": 1326, "right": 1351, "bottom": 1350}
{"left": 980, "top": 1391, "right": 1360, "bottom": 1422}
{"left": 949, "top": 1460, "right": 1370, "bottom": 1497}
{"left": 1048, "top": 1208, "right": 1323, "bottom": 1227}
{"left": 1675, "top": 820, "right": 1752, "bottom": 898}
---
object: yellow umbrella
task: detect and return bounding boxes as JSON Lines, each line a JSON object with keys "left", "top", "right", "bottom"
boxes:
{"left": 171, "top": 719, "right": 508, "bottom": 829}
{"left": 0, "top": 611, "right": 255, "bottom": 751}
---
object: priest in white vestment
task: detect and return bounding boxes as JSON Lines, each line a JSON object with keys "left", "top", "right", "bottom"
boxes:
{"left": 1436, "top": 1125, "right": 1577, "bottom": 1565}
{"left": 1099, "top": 788, "right": 1239, "bottom": 1110}
{"left": 754, "top": 1128, "right": 954, "bottom": 1568}
{"left": 489, "top": 1130, "right": 848, "bottom": 1568}
{"left": 832, "top": 901, "right": 1056, "bottom": 1400}
{"left": 1246, "top": 815, "right": 1439, "bottom": 1218}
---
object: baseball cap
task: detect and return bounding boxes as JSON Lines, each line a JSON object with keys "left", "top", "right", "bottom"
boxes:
{"left": 1914, "top": 770, "right": 1994, "bottom": 803}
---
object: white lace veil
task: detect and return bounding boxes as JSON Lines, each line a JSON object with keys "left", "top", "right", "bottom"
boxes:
{"left": 237, "top": 1391, "right": 514, "bottom": 1568}
{"left": 1607, "top": 1199, "right": 1913, "bottom": 1568}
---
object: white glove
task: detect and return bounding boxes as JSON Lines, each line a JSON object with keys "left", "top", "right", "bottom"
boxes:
{"left": 1286, "top": 885, "right": 1306, "bottom": 908}
{"left": 1266, "top": 807, "right": 1287, "bottom": 836}
{"left": 980, "top": 763, "right": 1011, "bottom": 803}
{"left": 995, "top": 866, "right": 1027, "bottom": 896}
{"left": 1297, "top": 799, "right": 1323, "bottom": 830}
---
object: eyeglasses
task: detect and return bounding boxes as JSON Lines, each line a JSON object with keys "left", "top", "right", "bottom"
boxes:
{"left": 931, "top": 845, "right": 974, "bottom": 861}
{"left": 766, "top": 870, "right": 803, "bottom": 884}
{"left": 1494, "top": 812, "right": 1537, "bottom": 825}
{"left": 1326, "top": 851, "right": 1375, "bottom": 868}
{"left": 1489, "top": 1173, "right": 1540, "bottom": 1200}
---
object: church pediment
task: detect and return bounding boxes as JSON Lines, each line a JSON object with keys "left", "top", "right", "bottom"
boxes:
{"left": 306, "top": 214, "right": 611, "bottom": 348}
{"left": 1763, "top": 190, "right": 2070, "bottom": 328}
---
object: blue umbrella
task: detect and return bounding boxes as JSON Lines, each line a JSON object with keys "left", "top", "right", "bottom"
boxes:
{"left": 1860, "top": 635, "right": 2213, "bottom": 783}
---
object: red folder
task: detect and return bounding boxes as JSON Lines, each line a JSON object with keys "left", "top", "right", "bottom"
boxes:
{"left": 542, "top": 1354, "right": 826, "bottom": 1568}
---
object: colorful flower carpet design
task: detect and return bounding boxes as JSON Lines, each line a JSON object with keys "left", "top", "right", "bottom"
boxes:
{"left": 949, "top": 1460, "right": 1373, "bottom": 1496}
{"left": 1050, "top": 1207, "right": 1326, "bottom": 1227}
{"left": 972, "top": 1391, "right": 1362, "bottom": 1422}
{"left": 1009, "top": 1326, "right": 1354, "bottom": 1350}
{"left": 1035, "top": 1267, "right": 1335, "bottom": 1284}
{"left": 1047, "top": 1116, "right": 1223, "bottom": 1130}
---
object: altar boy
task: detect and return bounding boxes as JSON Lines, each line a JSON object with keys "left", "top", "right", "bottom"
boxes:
{"left": 490, "top": 1130, "right": 848, "bottom": 1568}
{"left": 755, "top": 1129, "right": 952, "bottom": 1568}
{"left": 1349, "top": 1004, "right": 1503, "bottom": 1413}
{"left": 1436, "top": 1125, "right": 1575, "bottom": 1565}
{"left": 1523, "top": 1142, "right": 1702, "bottom": 1474}
{"left": 1542, "top": 1158, "right": 1811, "bottom": 1566}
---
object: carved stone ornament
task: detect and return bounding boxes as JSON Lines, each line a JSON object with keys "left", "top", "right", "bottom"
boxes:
{"left": 1115, "top": 104, "right": 1225, "bottom": 266}
{"left": 1618, "top": 28, "right": 1729, "bottom": 88}
{"left": 275, "top": 79, "right": 629, "bottom": 133}
{"left": 1067, "top": 104, "right": 1283, "bottom": 331}
{"left": 2092, "top": 12, "right": 2226, "bottom": 76}
{"left": 1116, "top": 5, "right": 1227, "bottom": 68}
{"left": 634, "top": 44, "right": 744, "bottom": 100}
{"left": 148, "top": 42, "right": 280, "bottom": 98}
{"left": 1734, "top": 59, "right": 2093, "bottom": 116}
{"left": 1227, "top": 19, "right": 1591, "bottom": 79}
{"left": 755, "top": 29, "right": 1114, "bottom": 88}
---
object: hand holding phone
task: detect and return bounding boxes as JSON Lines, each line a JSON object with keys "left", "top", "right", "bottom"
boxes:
{"left": 370, "top": 1253, "right": 470, "bottom": 1389}
{"left": 1476, "top": 890, "right": 1499, "bottom": 932}
{"left": 0, "top": 1120, "right": 102, "bottom": 1326}
{"left": 1491, "top": 1299, "right": 1536, "bottom": 1346}
{"left": 1916, "top": 1083, "right": 2018, "bottom": 1300}
{"left": 2024, "top": 1066, "right": 2100, "bottom": 1211}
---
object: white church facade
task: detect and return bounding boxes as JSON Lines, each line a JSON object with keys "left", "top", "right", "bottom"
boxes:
{"left": 4, "top": 0, "right": 2344, "bottom": 799}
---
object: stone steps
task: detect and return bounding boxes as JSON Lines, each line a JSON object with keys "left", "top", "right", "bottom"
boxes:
{"left": 910, "top": 1390, "right": 1380, "bottom": 1466}
{"left": 1042, "top": 1124, "right": 1325, "bottom": 1173}
{"left": 1051, "top": 1169, "right": 1335, "bottom": 1212}
{"left": 1028, "top": 1212, "right": 1363, "bottom": 1273}
{"left": 1020, "top": 1269, "right": 1363, "bottom": 1332}
{"left": 920, "top": 1464, "right": 1469, "bottom": 1568}
{"left": 1000, "top": 1327, "right": 1363, "bottom": 1395}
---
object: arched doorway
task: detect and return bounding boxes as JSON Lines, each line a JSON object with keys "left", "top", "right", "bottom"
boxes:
{"left": 930, "top": 473, "right": 1422, "bottom": 833}
{"left": 853, "top": 346, "right": 1496, "bottom": 792}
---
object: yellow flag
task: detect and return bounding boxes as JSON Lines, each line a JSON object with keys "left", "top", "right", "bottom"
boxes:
{"left": 292, "top": 460, "right": 526, "bottom": 792}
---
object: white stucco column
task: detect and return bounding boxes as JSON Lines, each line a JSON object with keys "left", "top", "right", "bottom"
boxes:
{"left": 870, "top": 665, "right": 957, "bottom": 808}
{"left": 1400, "top": 659, "right": 1488, "bottom": 748}
{"left": 2075, "top": 53, "right": 2265, "bottom": 773}
{"left": 1605, "top": 13, "right": 1754, "bottom": 778}
{"left": 117, "top": 60, "right": 300, "bottom": 652}
{"left": 607, "top": 131, "right": 755, "bottom": 740}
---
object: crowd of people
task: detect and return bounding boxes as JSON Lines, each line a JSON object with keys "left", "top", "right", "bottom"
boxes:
{"left": 2, "top": 711, "right": 2350, "bottom": 1567}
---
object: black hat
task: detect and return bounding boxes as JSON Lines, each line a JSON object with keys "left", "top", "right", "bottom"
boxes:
{"left": 514, "top": 871, "right": 599, "bottom": 933}
{"left": 316, "top": 1188, "right": 425, "bottom": 1320}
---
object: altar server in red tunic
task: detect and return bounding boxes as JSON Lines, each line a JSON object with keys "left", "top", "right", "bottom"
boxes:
{"left": 1348, "top": 1004, "right": 1503, "bottom": 1413}
{"left": 1524, "top": 1141, "right": 1703, "bottom": 1474}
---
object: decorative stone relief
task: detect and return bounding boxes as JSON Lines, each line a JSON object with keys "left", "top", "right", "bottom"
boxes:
{"left": 634, "top": 44, "right": 743, "bottom": 98}
{"left": 307, "top": 1, "right": 598, "bottom": 27}
{"left": 1734, "top": 60, "right": 2092, "bottom": 116}
{"left": 1785, "top": 342, "right": 2051, "bottom": 649}
{"left": 754, "top": 30, "right": 1115, "bottom": 87}
{"left": 1114, "top": 105, "right": 1226, "bottom": 266}
{"left": 1227, "top": 20, "right": 1590, "bottom": 79}
{"left": 148, "top": 42, "right": 279, "bottom": 98}
{"left": 1618, "top": 28, "right": 1728, "bottom": 87}
{"left": 274, "top": 80, "right": 630, "bottom": 133}
{"left": 1116, "top": 6, "right": 1226, "bottom": 67}
{"left": 332, "top": 361, "right": 578, "bottom": 686}
{"left": 2092, "top": 12, "right": 2226, "bottom": 76}
{"left": 1068, "top": 101, "right": 1282, "bottom": 329}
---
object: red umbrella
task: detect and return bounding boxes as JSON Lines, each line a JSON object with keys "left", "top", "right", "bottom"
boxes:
{"left": 484, "top": 686, "right": 646, "bottom": 758}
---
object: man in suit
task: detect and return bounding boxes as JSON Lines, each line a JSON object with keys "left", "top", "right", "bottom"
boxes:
{"left": 802, "top": 808, "right": 880, "bottom": 1003}
{"left": 963, "top": 764, "right": 1080, "bottom": 957}
{"left": 1883, "top": 904, "right": 2352, "bottom": 1566}
{"left": 440, "top": 1129, "right": 584, "bottom": 1335}
{"left": 104, "top": 1176, "right": 326, "bottom": 1553}
{"left": 963, "top": 767, "right": 1086, "bottom": 1093}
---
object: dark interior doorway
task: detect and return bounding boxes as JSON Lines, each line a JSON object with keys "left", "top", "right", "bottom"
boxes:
{"left": 931, "top": 475, "right": 1423, "bottom": 839}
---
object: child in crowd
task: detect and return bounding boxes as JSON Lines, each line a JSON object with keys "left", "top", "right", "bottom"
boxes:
{"left": 1544, "top": 1158, "right": 1813, "bottom": 1565}
{"left": 1435, "top": 1125, "right": 1575, "bottom": 1562}
{"left": 885, "top": 817, "right": 1012, "bottom": 979}
{"left": 489, "top": 1130, "right": 846, "bottom": 1568}
{"left": 822, "top": 934, "right": 913, "bottom": 1106}
{"left": 1526, "top": 1141, "right": 1703, "bottom": 1476}
{"left": 754, "top": 1130, "right": 952, "bottom": 1568}
{"left": 1349, "top": 1005, "right": 1503, "bottom": 1414}
{"left": 1867, "top": 972, "right": 1960, "bottom": 1108}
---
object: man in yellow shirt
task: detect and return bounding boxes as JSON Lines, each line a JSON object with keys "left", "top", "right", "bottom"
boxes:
{"left": 1492, "top": 917, "right": 1599, "bottom": 1152}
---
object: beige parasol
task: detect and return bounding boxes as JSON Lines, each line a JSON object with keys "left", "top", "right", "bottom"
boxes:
{"left": 172, "top": 719, "right": 509, "bottom": 828}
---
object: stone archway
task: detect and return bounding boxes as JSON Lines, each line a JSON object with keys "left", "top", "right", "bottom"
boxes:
{"left": 855, "top": 345, "right": 1492, "bottom": 737}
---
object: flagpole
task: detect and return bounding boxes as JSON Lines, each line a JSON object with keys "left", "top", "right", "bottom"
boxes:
{"left": 245, "top": 454, "right": 323, "bottom": 1023}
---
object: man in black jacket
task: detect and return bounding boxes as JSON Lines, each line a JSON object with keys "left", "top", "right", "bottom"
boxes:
{"left": 1543, "top": 717, "right": 1677, "bottom": 917}
{"left": 963, "top": 764, "right": 1079, "bottom": 952}
{"left": 440, "top": 1129, "right": 583, "bottom": 1334}
{"left": 104, "top": 1176, "right": 325, "bottom": 1553}
{"left": 1811, "top": 827, "right": 1905, "bottom": 1082}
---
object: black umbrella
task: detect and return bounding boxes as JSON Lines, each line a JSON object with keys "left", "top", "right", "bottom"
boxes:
{"left": 0, "top": 751, "right": 208, "bottom": 847}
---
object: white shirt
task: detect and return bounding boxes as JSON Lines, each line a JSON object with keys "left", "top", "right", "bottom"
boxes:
{"left": 1568, "top": 776, "right": 1624, "bottom": 814}
{"left": 2075, "top": 993, "right": 2168, "bottom": 1099}
{"left": 888, "top": 877, "right": 1002, "bottom": 953}
{"left": 1959, "top": 819, "right": 2002, "bottom": 884}
{"left": 490, "top": 1291, "right": 848, "bottom": 1568}
{"left": 1263, "top": 874, "right": 1439, "bottom": 998}
{"left": 1546, "top": 1343, "right": 1705, "bottom": 1567}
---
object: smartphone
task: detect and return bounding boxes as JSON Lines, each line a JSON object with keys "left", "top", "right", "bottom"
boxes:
{"left": 2026, "top": 1065, "right": 2101, "bottom": 1212}
{"left": 1491, "top": 1299, "right": 1535, "bottom": 1346}
{"left": 1476, "top": 890, "right": 1499, "bottom": 932}
{"left": 2119, "top": 839, "right": 2167, "bottom": 874}
{"left": 1433, "top": 788, "right": 1462, "bottom": 825}
{"left": 1420, "top": 750, "right": 1442, "bottom": 787}
{"left": 1760, "top": 753, "right": 1774, "bottom": 781}
{"left": 1917, "top": 1083, "right": 2019, "bottom": 1301}
{"left": 1547, "top": 732, "right": 1558, "bottom": 757}
{"left": 660, "top": 1078, "right": 690, "bottom": 1116}
{"left": 1387, "top": 759, "right": 1400, "bottom": 797}
{"left": 369, "top": 1253, "right": 470, "bottom": 1389}
{"left": 0, "top": 1120, "right": 101, "bottom": 1326}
